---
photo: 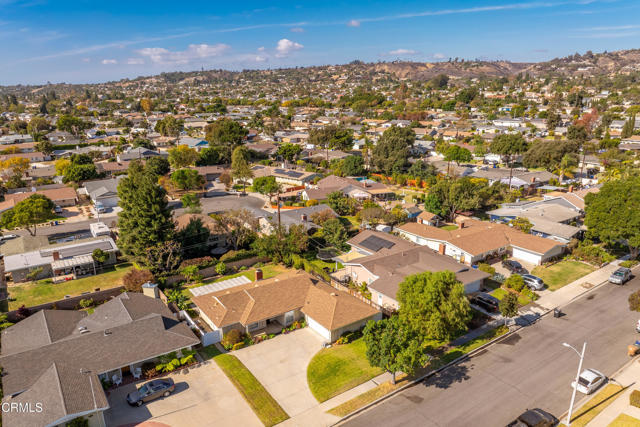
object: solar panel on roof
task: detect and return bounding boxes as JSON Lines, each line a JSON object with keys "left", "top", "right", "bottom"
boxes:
{"left": 274, "top": 168, "right": 286, "bottom": 174}
{"left": 359, "top": 235, "right": 395, "bottom": 252}
{"left": 287, "top": 171, "right": 304, "bottom": 178}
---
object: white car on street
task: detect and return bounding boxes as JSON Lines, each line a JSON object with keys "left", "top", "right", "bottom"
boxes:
{"left": 571, "top": 368, "right": 606, "bottom": 394}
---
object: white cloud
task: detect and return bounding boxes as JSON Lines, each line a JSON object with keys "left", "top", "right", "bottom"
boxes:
{"left": 137, "top": 43, "right": 230, "bottom": 65}
{"left": 257, "top": 46, "right": 265, "bottom": 52}
{"left": 101, "top": 59, "right": 117, "bottom": 64}
{"left": 433, "top": 52, "right": 445, "bottom": 59}
{"left": 347, "top": 19, "right": 360, "bottom": 27}
{"left": 275, "top": 38, "right": 303, "bottom": 57}
{"left": 81, "top": 58, "right": 90, "bottom": 62}
{"left": 126, "top": 58, "right": 144, "bottom": 65}
{"left": 254, "top": 55, "right": 268, "bottom": 62}
{"left": 290, "top": 27, "right": 304, "bottom": 33}
{"left": 388, "top": 48, "right": 418, "bottom": 55}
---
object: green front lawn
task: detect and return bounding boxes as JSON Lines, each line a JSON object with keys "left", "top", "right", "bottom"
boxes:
{"left": 608, "top": 414, "right": 640, "bottom": 427}
{"left": 8, "top": 263, "right": 133, "bottom": 310}
{"left": 491, "top": 287, "right": 533, "bottom": 306}
{"left": 558, "top": 384, "right": 624, "bottom": 427}
{"left": 307, "top": 338, "right": 383, "bottom": 402}
{"left": 532, "top": 260, "right": 596, "bottom": 291}
{"left": 199, "top": 345, "right": 289, "bottom": 427}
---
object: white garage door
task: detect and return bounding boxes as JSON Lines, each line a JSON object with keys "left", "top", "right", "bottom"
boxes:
{"left": 306, "top": 315, "right": 331, "bottom": 341}
{"left": 512, "top": 247, "right": 542, "bottom": 265}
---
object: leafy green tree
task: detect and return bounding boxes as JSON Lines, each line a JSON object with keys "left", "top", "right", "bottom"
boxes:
{"left": 490, "top": 133, "right": 529, "bottom": 188}
{"left": 171, "top": 169, "right": 205, "bottom": 190}
{"left": 340, "top": 155, "right": 365, "bottom": 176}
{"left": 196, "top": 147, "right": 222, "bottom": 166}
{"left": 327, "top": 191, "right": 357, "bottom": 215}
{"left": 428, "top": 177, "right": 485, "bottom": 222}
{"left": 252, "top": 176, "right": 280, "bottom": 202}
{"left": 210, "top": 209, "right": 259, "bottom": 251}
{"left": 407, "top": 160, "right": 437, "bottom": 183}
{"left": 397, "top": 271, "right": 472, "bottom": 341}
{"left": 308, "top": 125, "right": 354, "bottom": 160}
{"left": 363, "top": 316, "right": 428, "bottom": 384}
{"left": 117, "top": 163, "right": 175, "bottom": 259}
{"left": 145, "top": 156, "right": 171, "bottom": 177}
{"left": 276, "top": 143, "right": 302, "bottom": 162}
{"left": 63, "top": 163, "right": 98, "bottom": 183}
{"left": 35, "top": 139, "right": 54, "bottom": 155}
{"left": 168, "top": 145, "right": 199, "bottom": 169}
{"left": 372, "top": 126, "right": 415, "bottom": 174}
{"left": 27, "top": 117, "right": 51, "bottom": 141}
{"left": 91, "top": 248, "right": 109, "bottom": 264}
{"left": 180, "top": 193, "right": 201, "bottom": 213}
{"left": 322, "top": 218, "right": 348, "bottom": 250}
{"left": 154, "top": 115, "right": 184, "bottom": 137}
{"left": 509, "top": 217, "right": 533, "bottom": 234}
{"left": 0, "top": 194, "right": 55, "bottom": 236}
{"left": 144, "top": 240, "right": 183, "bottom": 278}
{"left": 56, "top": 115, "right": 92, "bottom": 136}
{"left": 177, "top": 216, "right": 210, "bottom": 258}
{"left": 251, "top": 224, "right": 309, "bottom": 263}
{"left": 555, "top": 153, "right": 577, "bottom": 182}
{"left": 205, "top": 118, "right": 248, "bottom": 161}
{"left": 499, "top": 292, "right": 519, "bottom": 325}
{"left": 523, "top": 139, "right": 579, "bottom": 170}
{"left": 621, "top": 115, "right": 636, "bottom": 139}
{"left": 444, "top": 145, "right": 472, "bottom": 176}
{"left": 585, "top": 176, "right": 640, "bottom": 258}
{"left": 167, "top": 289, "right": 189, "bottom": 310}
{"left": 215, "top": 262, "right": 227, "bottom": 275}
{"left": 231, "top": 146, "right": 253, "bottom": 193}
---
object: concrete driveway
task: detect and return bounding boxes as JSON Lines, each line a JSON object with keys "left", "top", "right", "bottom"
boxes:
{"left": 234, "top": 327, "right": 325, "bottom": 417}
{"left": 104, "top": 362, "right": 261, "bottom": 427}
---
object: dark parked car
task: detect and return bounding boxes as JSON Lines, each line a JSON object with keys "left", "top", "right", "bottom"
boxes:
{"left": 507, "top": 408, "right": 558, "bottom": 427}
{"left": 502, "top": 259, "right": 528, "bottom": 275}
{"left": 126, "top": 379, "right": 175, "bottom": 407}
{"left": 470, "top": 292, "right": 500, "bottom": 313}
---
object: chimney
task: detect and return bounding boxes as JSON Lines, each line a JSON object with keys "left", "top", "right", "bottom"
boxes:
{"left": 255, "top": 269, "right": 263, "bottom": 281}
{"left": 141, "top": 282, "right": 160, "bottom": 299}
{"left": 438, "top": 243, "right": 446, "bottom": 255}
{"left": 52, "top": 251, "right": 60, "bottom": 261}
{"left": 301, "top": 214, "right": 307, "bottom": 222}
{"left": 568, "top": 185, "right": 573, "bottom": 193}
{"left": 531, "top": 177, "right": 535, "bottom": 183}
{"left": 458, "top": 222, "right": 465, "bottom": 229}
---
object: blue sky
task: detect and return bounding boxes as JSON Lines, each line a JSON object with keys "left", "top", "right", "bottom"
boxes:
{"left": 1, "top": 0, "right": 640, "bottom": 85}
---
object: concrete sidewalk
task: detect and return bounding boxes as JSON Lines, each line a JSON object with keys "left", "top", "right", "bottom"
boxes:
{"left": 571, "top": 357, "right": 640, "bottom": 426}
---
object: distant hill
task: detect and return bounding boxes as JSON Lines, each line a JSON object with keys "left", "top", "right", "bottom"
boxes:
{"left": 3, "top": 48, "right": 640, "bottom": 92}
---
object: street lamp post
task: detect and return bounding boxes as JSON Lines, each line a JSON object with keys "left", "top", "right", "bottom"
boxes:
{"left": 563, "top": 341, "right": 587, "bottom": 426}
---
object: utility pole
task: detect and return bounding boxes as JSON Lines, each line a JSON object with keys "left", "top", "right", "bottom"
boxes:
{"left": 563, "top": 341, "right": 587, "bottom": 426}
{"left": 276, "top": 192, "right": 281, "bottom": 228}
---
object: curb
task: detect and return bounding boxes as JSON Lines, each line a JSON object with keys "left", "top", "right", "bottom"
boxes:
{"left": 333, "top": 264, "right": 627, "bottom": 426}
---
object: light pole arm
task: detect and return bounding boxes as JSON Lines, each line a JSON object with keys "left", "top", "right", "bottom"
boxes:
{"left": 566, "top": 342, "right": 587, "bottom": 426}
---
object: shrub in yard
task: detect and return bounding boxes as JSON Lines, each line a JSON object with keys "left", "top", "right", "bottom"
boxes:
{"left": 621, "top": 260, "right": 639, "bottom": 268}
{"left": 221, "top": 329, "right": 243, "bottom": 350}
{"left": 215, "top": 262, "right": 227, "bottom": 275}
{"left": 631, "top": 390, "right": 640, "bottom": 408}
{"left": 123, "top": 269, "right": 155, "bottom": 292}
{"left": 521, "top": 287, "right": 538, "bottom": 301}
{"left": 293, "top": 256, "right": 305, "bottom": 270}
{"left": 571, "top": 242, "right": 616, "bottom": 266}
{"left": 180, "top": 256, "right": 215, "bottom": 269}
{"left": 477, "top": 263, "right": 496, "bottom": 276}
{"left": 142, "top": 362, "right": 157, "bottom": 379}
{"left": 232, "top": 342, "right": 245, "bottom": 351}
{"left": 629, "top": 291, "right": 640, "bottom": 312}
{"left": 504, "top": 274, "right": 525, "bottom": 292}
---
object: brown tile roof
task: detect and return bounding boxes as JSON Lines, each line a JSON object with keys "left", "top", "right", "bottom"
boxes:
{"left": 302, "top": 281, "right": 378, "bottom": 330}
{"left": 193, "top": 271, "right": 378, "bottom": 331}
{"left": 417, "top": 210, "right": 441, "bottom": 221}
{"left": 398, "top": 219, "right": 563, "bottom": 256}
{"left": 348, "top": 246, "right": 489, "bottom": 300}
{"left": 175, "top": 213, "right": 218, "bottom": 232}
{"left": 4, "top": 186, "right": 78, "bottom": 204}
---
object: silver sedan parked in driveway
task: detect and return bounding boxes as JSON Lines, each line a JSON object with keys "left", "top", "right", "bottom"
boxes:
{"left": 522, "top": 274, "right": 545, "bottom": 291}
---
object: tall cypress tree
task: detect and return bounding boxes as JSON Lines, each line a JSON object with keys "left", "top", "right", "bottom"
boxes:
{"left": 117, "top": 161, "right": 175, "bottom": 259}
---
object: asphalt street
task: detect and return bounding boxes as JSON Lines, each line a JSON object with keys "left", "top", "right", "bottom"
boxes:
{"left": 344, "top": 277, "right": 640, "bottom": 427}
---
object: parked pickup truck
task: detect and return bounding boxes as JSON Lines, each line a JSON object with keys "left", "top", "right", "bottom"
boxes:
{"left": 609, "top": 267, "right": 632, "bottom": 285}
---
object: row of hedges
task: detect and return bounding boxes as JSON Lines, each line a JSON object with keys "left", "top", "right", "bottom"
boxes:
{"left": 286, "top": 254, "right": 331, "bottom": 282}
{"left": 570, "top": 241, "right": 616, "bottom": 266}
